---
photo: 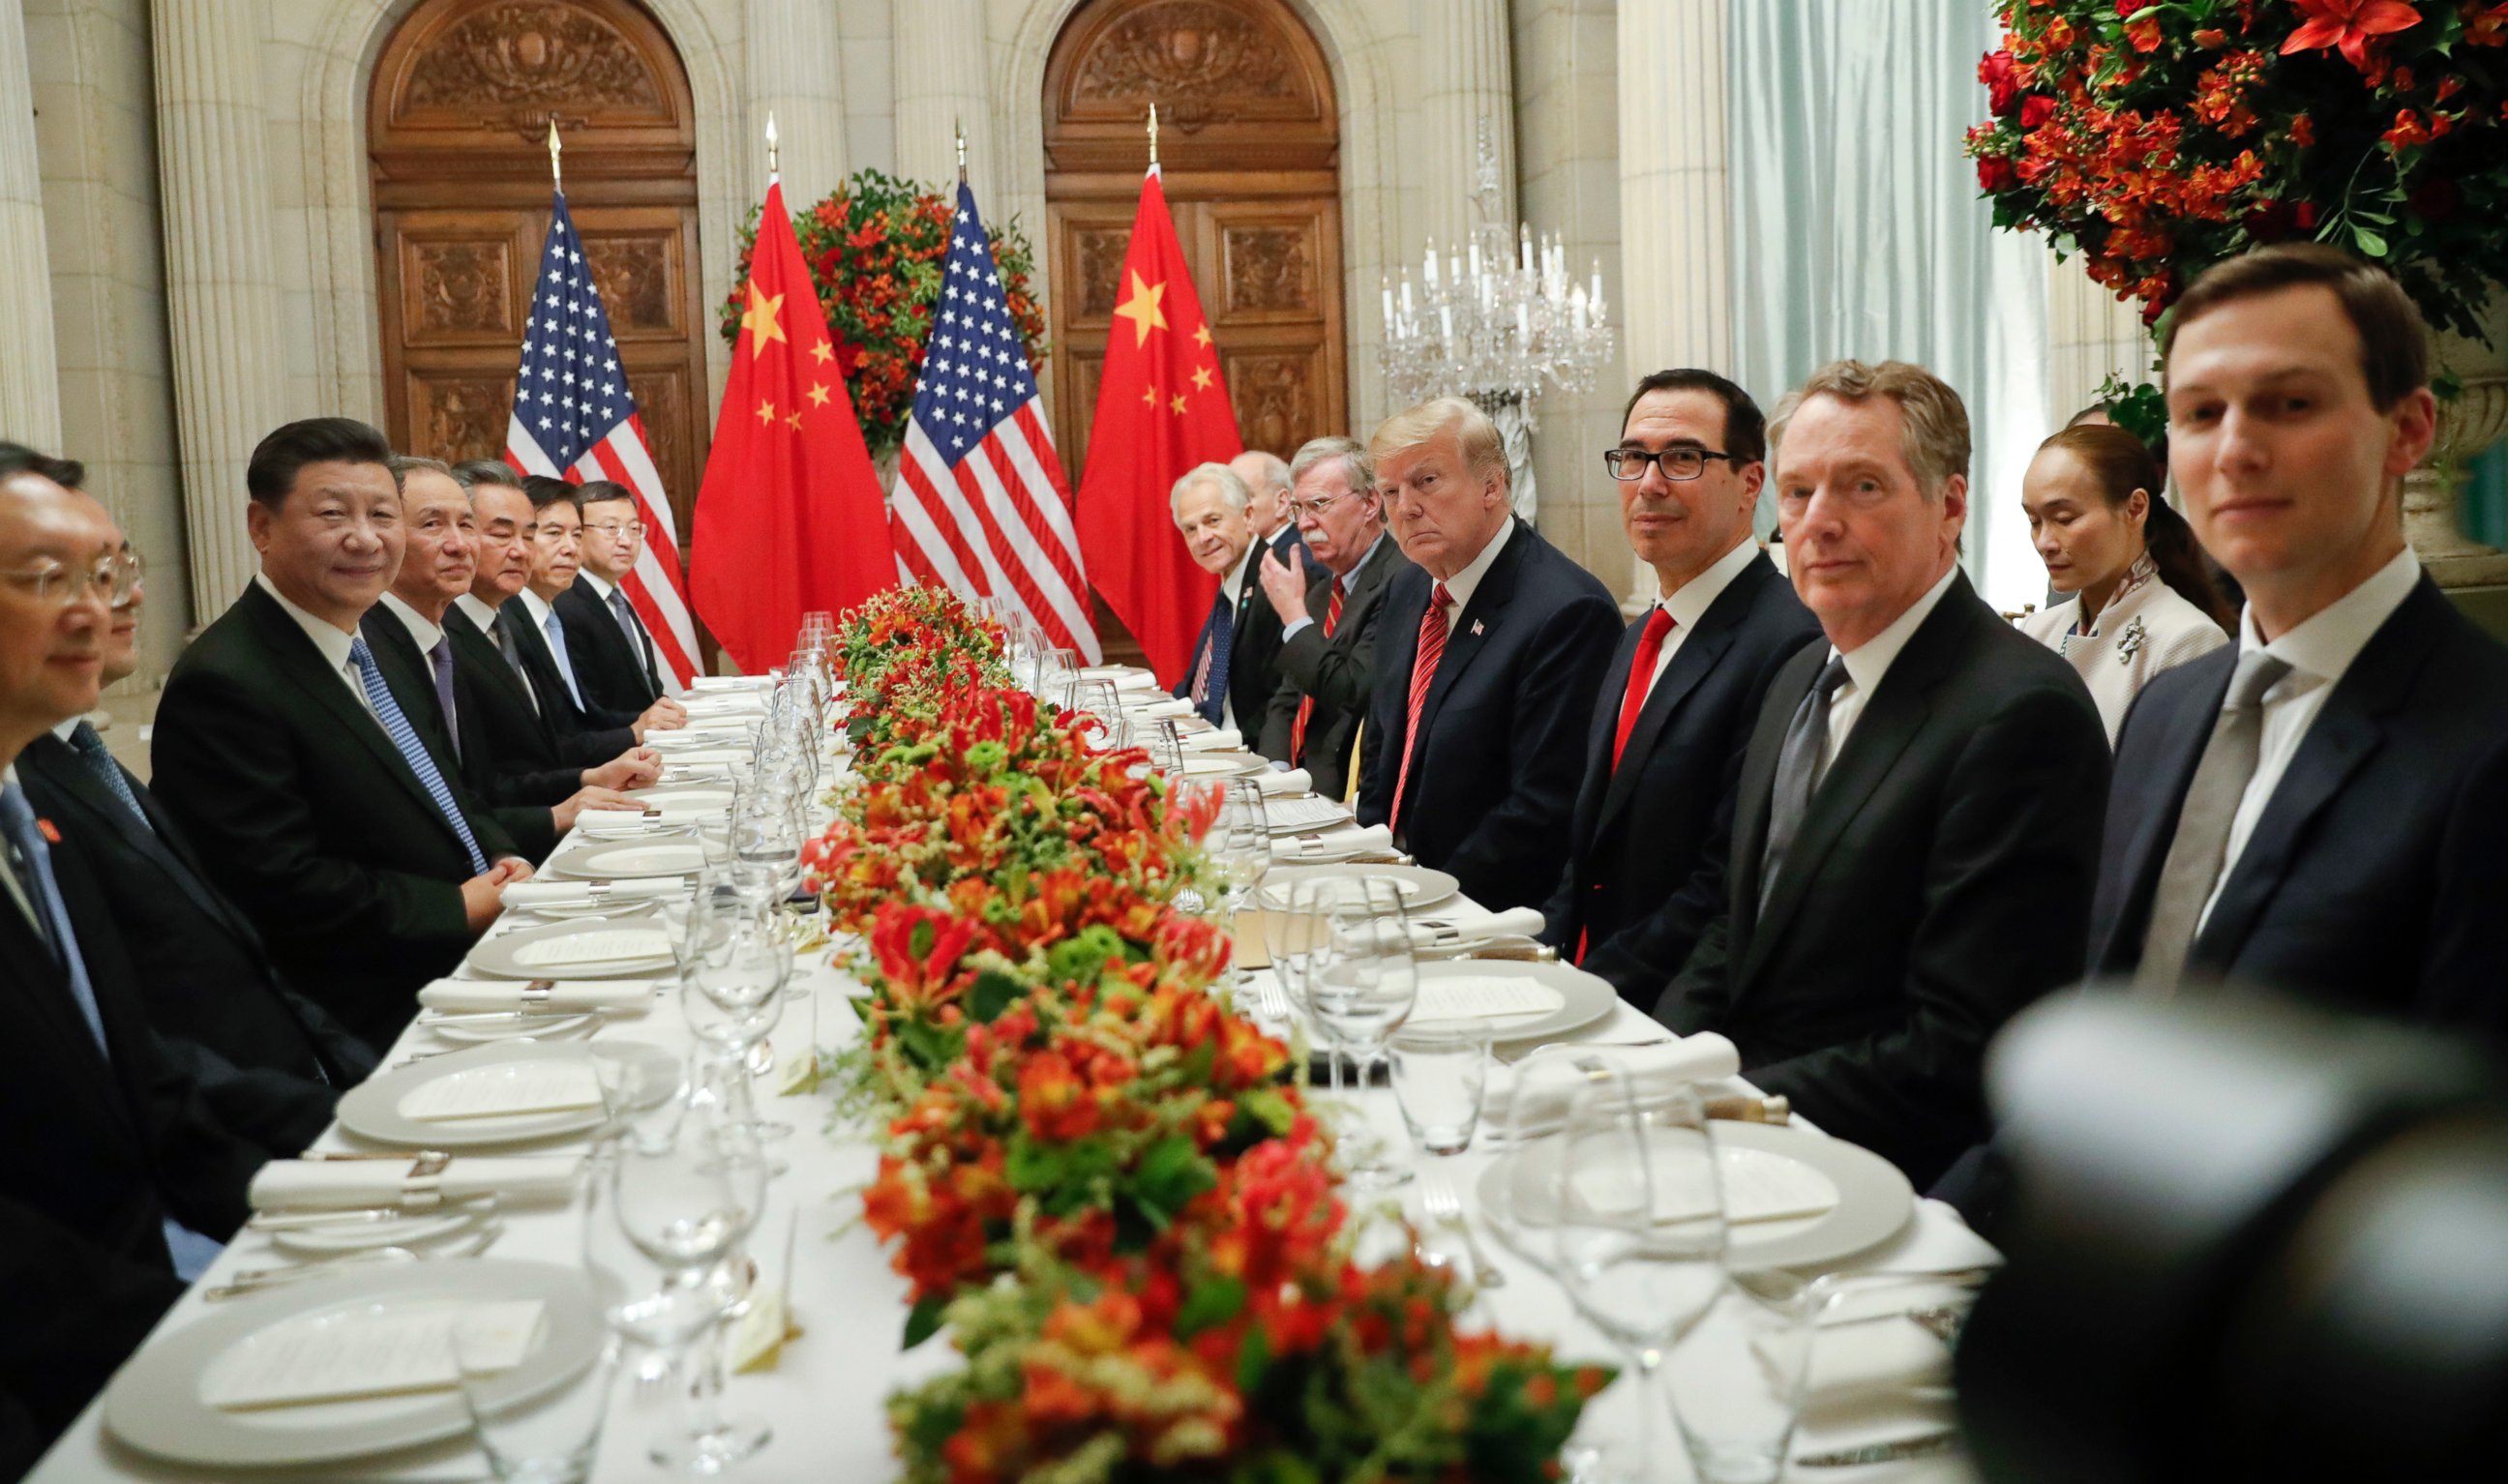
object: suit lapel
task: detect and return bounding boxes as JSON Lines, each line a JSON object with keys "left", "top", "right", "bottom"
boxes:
{"left": 1598, "top": 624, "right": 1737, "bottom": 837}
{"left": 2090, "top": 656, "right": 2229, "bottom": 967}
{"left": 0, "top": 865, "right": 131, "bottom": 1131}
{"left": 500, "top": 603, "right": 582, "bottom": 726}
{"left": 241, "top": 587, "right": 453, "bottom": 828}
{"left": 1728, "top": 643, "right": 1820, "bottom": 942}
{"left": 26, "top": 740, "right": 239, "bottom": 939}
{"left": 1579, "top": 621, "right": 1648, "bottom": 822}
{"left": 1409, "top": 524, "right": 1526, "bottom": 776}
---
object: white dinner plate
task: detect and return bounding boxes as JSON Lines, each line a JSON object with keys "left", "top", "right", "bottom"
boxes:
{"left": 1410, "top": 959, "right": 1616, "bottom": 1045}
{"left": 1081, "top": 666, "right": 1159, "bottom": 693}
{"left": 622, "top": 785, "right": 738, "bottom": 813}
{"left": 268, "top": 1204, "right": 493, "bottom": 1258}
{"left": 1179, "top": 753, "right": 1268, "bottom": 779}
{"left": 422, "top": 1010, "right": 602, "bottom": 1045}
{"left": 335, "top": 1042, "right": 609, "bottom": 1149}
{"left": 102, "top": 1261, "right": 602, "bottom": 1469}
{"left": 1476, "top": 1120, "right": 1916, "bottom": 1271}
{"left": 1258, "top": 863, "right": 1462, "bottom": 914}
{"left": 544, "top": 834, "right": 706, "bottom": 880}
{"left": 467, "top": 913, "right": 676, "bottom": 980}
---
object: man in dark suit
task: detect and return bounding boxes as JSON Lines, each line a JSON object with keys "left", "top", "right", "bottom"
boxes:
{"left": 0, "top": 447, "right": 271, "bottom": 1469}
{"left": 500, "top": 478, "right": 685, "bottom": 749}
{"left": 1355, "top": 398, "right": 1625, "bottom": 910}
{"left": 556, "top": 479, "right": 668, "bottom": 714}
{"left": 14, "top": 469, "right": 371, "bottom": 1140}
{"left": 363, "top": 458, "right": 642, "bottom": 863}
{"left": 2087, "top": 245, "right": 2508, "bottom": 1029}
{"left": 1652, "top": 362, "right": 2109, "bottom": 1189}
{"left": 1541, "top": 372, "right": 1822, "bottom": 1005}
{"left": 1169, "top": 462, "right": 1289, "bottom": 731}
{"left": 152, "top": 419, "right": 533, "bottom": 1054}
{"left": 1255, "top": 436, "right": 1409, "bottom": 796}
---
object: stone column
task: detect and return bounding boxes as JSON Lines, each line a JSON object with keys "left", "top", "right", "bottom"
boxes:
{"left": 747, "top": 0, "right": 849, "bottom": 207}
{"left": 0, "top": 0, "right": 61, "bottom": 449}
{"left": 891, "top": 0, "right": 991, "bottom": 195}
{"left": 153, "top": 0, "right": 287, "bottom": 614}
{"left": 1418, "top": 0, "right": 1517, "bottom": 253}
{"left": 1617, "top": 0, "right": 1731, "bottom": 601}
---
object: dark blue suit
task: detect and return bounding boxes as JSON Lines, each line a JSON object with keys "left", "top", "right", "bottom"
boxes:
{"left": 1540, "top": 552, "right": 1821, "bottom": 1004}
{"left": 1355, "top": 519, "right": 1624, "bottom": 911}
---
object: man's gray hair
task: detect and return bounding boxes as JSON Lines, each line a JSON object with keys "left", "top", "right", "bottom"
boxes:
{"left": 1233, "top": 449, "right": 1293, "bottom": 496}
{"left": 1169, "top": 461, "right": 1251, "bottom": 522}
{"left": 1288, "top": 435, "right": 1374, "bottom": 497}
{"left": 388, "top": 453, "right": 460, "bottom": 485}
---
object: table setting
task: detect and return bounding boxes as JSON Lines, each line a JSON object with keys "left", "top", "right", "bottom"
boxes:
{"left": 30, "top": 599, "right": 1995, "bottom": 1484}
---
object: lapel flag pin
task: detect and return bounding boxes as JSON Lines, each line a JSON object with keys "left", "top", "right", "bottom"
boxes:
{"left": 1472, "top": 620, "right": 1485, "bottom": 637}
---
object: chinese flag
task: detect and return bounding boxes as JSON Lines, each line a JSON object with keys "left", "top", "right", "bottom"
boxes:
{"left": 689, "top": 180, "right": 895, "bottom": 672}
{"left": 1074, "top": 166, "right": 1243, "bottom": 685}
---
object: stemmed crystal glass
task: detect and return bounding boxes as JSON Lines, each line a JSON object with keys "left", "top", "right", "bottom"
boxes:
{"left": 1069, "top": 678, "right": 1123, "bottom": 751}
{"left": 1206, "top": 778, "right": 1271, "bottom": 922}
{"left": 678, "top": 892, "right": 792, "bottom": 1149}
{"left": 1298, "top": 874, "right": 1419, "bottom": 1189}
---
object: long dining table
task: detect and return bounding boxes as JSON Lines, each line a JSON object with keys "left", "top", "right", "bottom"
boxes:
{"left": 30, "top": 730, "right": 1998, "bottom": 1484}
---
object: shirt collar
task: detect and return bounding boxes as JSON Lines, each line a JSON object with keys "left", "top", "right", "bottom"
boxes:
{"left": 379, "top": 591, "right": 445, "bottom": 652}
{"left": 1438, "top": 515, "right": 1516, "bottom": 609}
{"left": 454, "top": 592, "right": 501, "bottom": 631}
{"left": 2238, "top": 544, "right": 2420, "bottom": 688}
{"left": 254, "top": 570, "right": 359, "bottom": 674}
{"left": 1657, "top": 536, "right": 1761, "bottom": 632}
{"left": 48, "top": 719, "right": 77, "bottom": 744}
{"left": 1343, "top": 530, "right": 1390, "bottom": 587}
{"left": 1223, "top": 543, "right": 1258, "bottom": 604}
{"left": 1834, "top": 558, "right": 1961, "bottom": 697}
{"left": 577, "top": 570, "right": 617, "bottom": 602}
{"left": 514, "top": 586, "right": 559, "bottom": 629}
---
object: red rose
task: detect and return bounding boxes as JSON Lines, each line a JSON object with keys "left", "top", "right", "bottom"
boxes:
{"left": 1978, "top": 155, "right": 2020, "bottom": 193}
{"left": 2019, "top": 94, "right": 2057, "bottom": 130}
{"left": 1979, "top": 48, "right": 2023, "bottom": 116}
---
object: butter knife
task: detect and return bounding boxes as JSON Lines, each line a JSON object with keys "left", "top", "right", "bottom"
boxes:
{"left": 1795, "top": 1430, "right": 1962, "bottom": 1468}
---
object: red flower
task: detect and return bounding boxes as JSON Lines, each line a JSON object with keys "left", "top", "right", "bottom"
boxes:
{"left": 1979, "top": 48, "right": 2024, "bottom": 115}
{"left": 2019, "top": 94, "right": 2057, "bottom": 130}
{"left": 1978, "top": 155, "right": 2020, "bottom": 193}
{"left": 1017, "top": 1050, "right": 1100, "bottom": 1141}
{"left": 2383, "top": 107, "right": 2434, "bottom": 149}
{"left": 2281, "top": 0, "right": 2422, "bottom": 73}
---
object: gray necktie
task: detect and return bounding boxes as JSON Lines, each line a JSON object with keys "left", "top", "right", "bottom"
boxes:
{"left": 428, "top": 637, "right": 461, "bottom": 761}
{"left": 2136, "top": 650, "right": 2295, "bottom": 990}
{"left": 70, "top": 722, "right": 151, "bottom": 832}
{"left": 606, "top": 587, "right": 659, "bottom": 688}
{"left": 493, "top": 618, "right": 539, "bottom": 711}
{"left": 1760, "top": 653, "right": 1853, "bottom": 911}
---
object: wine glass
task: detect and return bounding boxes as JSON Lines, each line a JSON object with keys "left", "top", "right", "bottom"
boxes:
{"left": 1207, "top": 778, "right": 1270, "bottom": 923}
{"left": 679, "top": 900, "right": 792, "bottom": 1148}
{"left": 1301, "top": 874, "right": 1418, "bottom": 1190}
{"left": 1069, "top": 678, "right": 1123, "bottom": 750}
{"left": 1032, "top": 648, "right": 1078, "bottom": 707}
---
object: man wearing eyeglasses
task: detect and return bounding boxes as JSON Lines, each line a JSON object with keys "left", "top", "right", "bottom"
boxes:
{"left": 1254, "top": 436, "right": 1411, "bottom": 797}
{"left": 556, "top": 481, "right": 669, "bottom": 714}
{"left": 1539, "top": 371, "right": 1822, "bottom": 1007}
{"left": 499, "top": 478, "right": 684, "bottom": 745}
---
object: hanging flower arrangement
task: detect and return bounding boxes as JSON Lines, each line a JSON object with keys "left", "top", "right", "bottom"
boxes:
{"left": 1965, "top": 1, "right": 2508, "bottom": 340}
{"left": 719, "top": 169, "right": 1050, "bottom": 458}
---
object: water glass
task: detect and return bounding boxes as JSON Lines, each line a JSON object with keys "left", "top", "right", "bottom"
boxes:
{"left": 454, "top": 1328, "right": 621, "bottom": 1484}
{"left": 1299, "top": 876, "right": 1418, "bottom": 1189}
{"left": 1033, "top": 648, "right": 1078, "bottom": 706}
{"left": 1070, "top": 678, "right": 1123, "bottom": 749}
{"left": 591, "top": 1042, "right": 687, "bottom": 1154}
{"left": 1663, "top": 1267, "right": 1818, "bottom": 1484}
{"left": 1387, "top": 1028, "right": 1487, "bottom": 1155}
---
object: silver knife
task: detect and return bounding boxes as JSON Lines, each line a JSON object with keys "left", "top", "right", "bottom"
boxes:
{"left": 1795, "top": 1430, "right": 1963, "bottom": 1468}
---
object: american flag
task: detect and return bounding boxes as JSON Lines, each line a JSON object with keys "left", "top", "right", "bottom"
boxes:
{"left": 503, "top": 190, "right": 700, "bottom": 686}
{"left": 889, "top": 182, "right": 1100, "bottom": 661}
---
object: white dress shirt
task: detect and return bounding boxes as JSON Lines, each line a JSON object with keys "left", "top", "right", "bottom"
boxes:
{"left": 1635, "top": 535, "right": 1763, "bottom": 697}
{"left": 1823, "top": 559, "right": 1961, "bottom": 771}
{"left": 1435, "top": 512, "right": 1516, "bottom": 619}
{"left": 453, "top": 592, "right": 502, "bottom": 632}
{"left": 254, "top": 572, "right": 379, "bottom": 724}
{"left": 378, "top": 590, "right": 445, "bottom": 654}
{"left": 510, "top": 585, "right": 588, "bottom": 704}
{"left": 2198, "top": 545, "right": 2421, "bottom": 929}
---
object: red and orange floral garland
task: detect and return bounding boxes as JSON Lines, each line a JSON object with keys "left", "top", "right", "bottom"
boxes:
{"left": 811, "top": 587, "right": 1604, "bottom": 1482}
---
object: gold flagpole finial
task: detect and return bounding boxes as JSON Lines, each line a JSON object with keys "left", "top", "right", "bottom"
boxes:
{"left": 764, "top": 111, "right": 779, "bottom": 179}
{"left": 1147, "top": 104, "right": 1159, "bottom": 168}
{"left": 954, "top": 117, "right": 968, "bottom": 182}
{"left": 546, "top": 120, "right": 562, "bottom": 188}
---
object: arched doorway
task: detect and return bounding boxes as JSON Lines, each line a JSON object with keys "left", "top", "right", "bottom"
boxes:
{"left": 367, "top": 0, "right": 710, "bottom": 539}
{"left": 1042, "top": 0, "right": 1346, "bottom": 474}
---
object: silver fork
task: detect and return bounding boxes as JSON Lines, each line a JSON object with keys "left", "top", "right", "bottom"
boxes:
{"left": 1419, "top": 1172, "right": 1506, "bottom": 1290}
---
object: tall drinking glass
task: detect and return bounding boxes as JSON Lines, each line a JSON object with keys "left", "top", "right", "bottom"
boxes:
{"left": 1301, "top": 875, "right": 1418, "bottom": 1190}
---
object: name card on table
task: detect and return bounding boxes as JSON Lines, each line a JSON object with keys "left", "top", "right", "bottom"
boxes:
{"left": 204, "top": 1300, "right": 545, "bottom": 1410}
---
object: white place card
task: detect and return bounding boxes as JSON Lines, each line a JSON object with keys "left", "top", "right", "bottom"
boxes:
{"left": 203, "top": 1299, "right": 545, "bottom": 1411}
{"left": 1410, "top": 977, "right": 1564, "bottom": 1025}
{"left": 510, "top": 929, "right": 673, "bottom": 969}
{"left": 1718, "top": 1144, "right": 1843, "bottom": 1226}
{"left": 398, "top": 1060, "right": 605, "bottom": 1122}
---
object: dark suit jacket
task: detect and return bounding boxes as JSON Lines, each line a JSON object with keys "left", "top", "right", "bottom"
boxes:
{"left": 1171, "top": 549, "right": 1290, "bottom": 732}
{"left": 1256, "top": 534, "right": 1412, "bottom": 798}
{"left": 498, "top": 595, "right": 643, "bottom": 751}
{"left": 2087, "top": 576, "right": 2508, "bottom": 1031}
{"left": 1653, "top": 573, "right": 2111, "bottom": 1188}
{"left": 152, "top": 582, "right": 519, "bottom": 1053}
{"left": 1540, "top": 554, "right": 1822, "bottom": 1005}
{"left": 17, "top": 734, "right": 373, "bottom": 1110}
{"left": 0, "top": 827, "right": 267, "bottom": 1463}
{"left": 446, "top": 604, "right": 623, "bottom": 780}
{"left": 555, "top": 579, "right": 663, "bottom": 716}
{"left": 360, "top": 608, "right": 558, "bottom": 862}
{"left": 1355, "top": 519, "right": 1625, "bottom": 911}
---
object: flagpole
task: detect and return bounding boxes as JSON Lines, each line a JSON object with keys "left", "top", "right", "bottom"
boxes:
{"left": 954, "top": 117, "right": 967, "bottom": 186}
{"left": 546, "top": 120, "right": 561, "bottom": 190}
{"left": 1146, "top": 103, "right": 1158, "bottom": 171}
{"left": 764, "top": 110, "right": 779, "bottom": 183}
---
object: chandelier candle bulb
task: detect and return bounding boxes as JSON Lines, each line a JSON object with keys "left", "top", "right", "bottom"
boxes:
{"left": 1382, "top": 279, "right": 1395, "bottom": 331}
{"left": 1515, "top": 302, "right": 1531, "bottom": 341}
{"left": 1438, "top": 305, "right": 1453, "bottom": 342}
{"left": 1570, "top": 286, "right": 1588, "bottom": 336}
{"left": 1423, "top": 245, "right": 1438, "bottom": 287}
{"left": 1590, "top": 259, "right": 1604, "bottom": 318}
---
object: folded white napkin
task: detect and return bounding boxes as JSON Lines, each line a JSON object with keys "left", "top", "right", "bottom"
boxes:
{"left": 1128, "top": 697, "right": 1195, "bottom": 720}
{"left": 419, "top": 978, "right": 657, "bottom": 1013}
{"left": 1254, "top": 768, "right": 1313, "bottom": 797}
{"left": 1481, "top": 1033, "right": 1743, "bottom": 1131}
{"left": 1404, "top": 905, "right": 1548, "bottom": 949}
{"left": 249, "top": 1155, "right": 583, "bottom": 1211}
{"left": 682, "top": 693, "right": 769, "bottom": 711}
{"left": 690, "top": 676, "right": 774, "bottom": 693}
{"left": 647, "top": 728, "right": 753, "bottom": 752}
{"left": 1791, "top": 1315, "right": 1955, "bottom": 1406}
{"left": 656, "top": 748, "right": 753, "bottom": 768}
{"left": 576, "top": 806, "right": 719, "bottom": 833}
{"left": 1180, "top": 727, "right": 1243, "bottom": 753}
{"left": 1270, "top": 824, "right": 1391, "bottom": 862}
{"left": 500, "top": 877, "right": 682, "bottom": 909}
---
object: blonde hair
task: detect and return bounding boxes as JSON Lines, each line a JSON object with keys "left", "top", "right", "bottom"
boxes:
{"left": 1367, "top": 397, "right": 1508, "bottom": 487}
{"left": 1769, "top": 360, "right": 1970, "bottom": 497}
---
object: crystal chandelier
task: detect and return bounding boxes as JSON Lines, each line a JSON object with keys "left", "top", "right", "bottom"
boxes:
{"left": 1377, "top": 122, "right": 1616, "bottom": 513}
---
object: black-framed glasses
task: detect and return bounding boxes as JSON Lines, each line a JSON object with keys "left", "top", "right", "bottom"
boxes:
{"left": 1603, "top": 446, "right": 1738, "bottom": 482}
{"left": 583, "top": 521, "right": 645, "bottom": 539}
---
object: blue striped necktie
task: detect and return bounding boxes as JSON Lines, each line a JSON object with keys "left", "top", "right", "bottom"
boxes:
{"left": 347, "top": 637, "right": 490, "bottom": 875}
{"left": 70, "top": 721, "right": 151, "bottom": 831}
{"left": 542, "top": 610, "right": 587, "bottom": 710}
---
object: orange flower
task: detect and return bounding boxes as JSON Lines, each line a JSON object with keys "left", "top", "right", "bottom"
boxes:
{"left": 2281, "top": 0, "right": 2422, "bottom": 73}
{"left": 1017, "top": 1049, "right": 1099, "bottom": 1141}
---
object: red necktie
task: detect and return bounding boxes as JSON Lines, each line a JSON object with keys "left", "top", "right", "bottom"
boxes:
{"left": 1610, "top": 608, "right": 1678, "bottom": 770}
{"left": 1388, "top": 582, "right": 1452, "bottom": 839}
{"left": 1289, "top": 579, "right": 1345, "bottom": 764}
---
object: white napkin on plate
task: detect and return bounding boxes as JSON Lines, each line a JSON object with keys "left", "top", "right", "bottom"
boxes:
{"left": 1481, "top": 1033, "right": 1743, "bottom": 1130}
{"left": 249, "top": 1155, "right": 583, "bottom": 1211}
{"left": 576, "top": 806, "right": 718, "bottom": 833}
{"left": 1791, "top": 1314, "right": 1956, "bottom": 1405}
{"left": 419, "top": 978, "right": 656, "bottom": 1013}
{"left": 1270, "top": 824, "right": 1391, "bottom": 862}
{"left": 1403, "top": 905, "right": 1547, "bottom": 948}
{"left": 1254, "top": 768, "right": 1313, "bottom": 797}
{"left": 1127, "top": 697, "right": 1195, "bottom": 720}
{"left": 500, "top": 877, "right": 682, "bottom": 909}
{"left": 690, "top": 675, "right": 773, "bottom": 693}
{"left": 1180, "top": 727, "right": 1242, "bottom": 753}
{"left": 646, "top": 728, "right": 752, "bottom": 752}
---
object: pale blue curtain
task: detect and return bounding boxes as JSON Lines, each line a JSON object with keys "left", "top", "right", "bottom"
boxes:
{"left": 1728, "top": 0, "right": 2049, "bottom": 609}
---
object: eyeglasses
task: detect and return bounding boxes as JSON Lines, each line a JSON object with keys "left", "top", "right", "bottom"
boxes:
{"left": 1, "top": 550, "right": 136, "bottom": 610}
{"left": 583, "top": 521, "right": 645, "bottom": 539}
{"left": 1603, "top": 446, "right": 1740, "bottom": 482}
{"left": 1286, "top": 492, "right": 1366, "bottom": 519}
{"left": 108, "top": 549, "right": 144, "bottom": 609}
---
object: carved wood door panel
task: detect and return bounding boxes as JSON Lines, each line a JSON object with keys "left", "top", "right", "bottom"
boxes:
{"left": 1043, "top": 0, "right": 1345, "bottom": 476}
{"left": 368, "top": 0, "right": 707, "bottom": 547}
